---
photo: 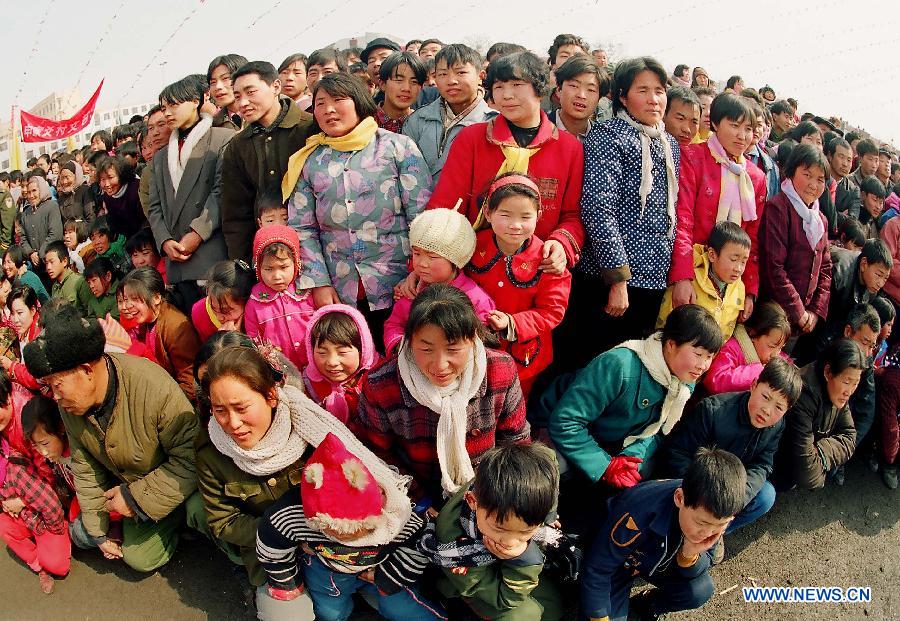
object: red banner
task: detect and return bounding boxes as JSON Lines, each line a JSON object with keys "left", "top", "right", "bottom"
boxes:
{"left": 20, "top": 80, "right": 104, "bottom": 143}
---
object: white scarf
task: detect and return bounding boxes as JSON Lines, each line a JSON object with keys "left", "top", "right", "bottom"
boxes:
{"left": 615, "top": 333, "right": 691, "bottom": 446}
{"left": 208, "top": 384, "right": 413, "bottom": 546}
{"left": 397, "top": 338, "right": 488, "bottom": 495}
{"left": 617, "top": 109, "right": 679, "bottom": 237}
{"left": 167, "top": 113, "right": 213, "bottom": 193}
{"left": 781, "top": 178, "right": 825, "bottom": 250}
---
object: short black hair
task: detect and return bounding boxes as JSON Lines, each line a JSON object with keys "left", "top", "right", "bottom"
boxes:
{"left": 838, "top": 217, "right": 866, "bottom": 248}
{"left": 4, "top": 244, "right": 26, "bottom": 268}
{"left": 125, "top": 228, "right": 158, "bottom": 256}
{"left": 0, "top": 368, "right": 10, "bottom": 410}
{"left": 97, "top": 155, "right": 136, "bottom": 186}
{"left": 378, "top": 51, "right": 427, "bottom": 84}
{"left": 708, "top": 220, "right": 751, "bottom": 253}
{"left": 205, "top": 259, "right": 256, "bottom": 305}
{"left": 788, "top": 120, "right": 821, "bottom": 143}
{"left": 44, "top": 240, "right": 69, "bottom": 263}
{"left": 485, "top": 42, "right": 527, "bottom": 63}
{"left": 485, "top": 51, "right": 551, "bottom": 98}
{"left": 26, "top": 157, "right": 38, "bottom": 167}
{"left": 846, "top": 302, "right": 881, "bottom": 334}
{"left": 844, "top": 131, "right": 860, "bottom": 143}
{"left": 308, "top": 48, "right": 348, "bottom": 72}
{"left": 434, "top": 43, "right": 482, "bottom": 71}
{"left": 674, "top": 64, "right": 689, "bottom": 77}
{"left": 661, "top": 304, "right": 725, "bottom": 354}
{"left": 681, "top": 447, "right": 747, "bottom": 519}
{"left": 7, "top": 284, "right": 38, "bottom": 313}
{"left": 769, "top": 99, "right": 793, "bottom": 117}
{"left": 472, "top": 443, "right": 559, "bottom": 526}
{"left": 420, "top": 38, "right": 444, "bottom": 49}
{"left": 232, "top": 60, "right": 278, "bottom": 85}
{"left": 820, "top": 338, "right": 867, "bottom": 376}
{"left": 207, "top": 54, "right": 248, "bottom": 82}
{"left": 871, "top": 295, "right": 896, "bottom": 326}
{"left": 856, "top": 139, "right": 879, "bottom": 159}
{"left": 784, "top": 143, "right": 828, "bottom": 179}
{"left": 745, "top": 300, "right": 791, "bottom": 341}
{"left": 88, "top": 215, "right": 112, "bottom": 238}
{"left": 404, "top": 282, "right": 489, "bottom": 344}
{"left": 547, "top": 33, "right": 589, "bottom": 65}
{"left": 824, "top": 136, "right": 851, "bottom": 158}
{"left": 313, "top": 73, "right": 377, "bottom": 121}
{"left": 757, "top": 357, "right": 802, "bottom": 407}
{"left": 860, "top": 238, "right": 893, "bottom": 269}
{"left": 709, "top": 93, "right": 755, "bottom": 128}
{"left": 611, "top": 56, "right": 668, "bottom": 115}
{"left": 83, "top": 255, "right": 116, "bottom": 281}
{"left": 117, "top": 141, "right": 140, "bottom": 161}
{"left": 726, "top": 75, "right": 743, "bottom": 89}
{"left": 277, "top": 53, "right": 308, "bottom": 74}
{"left": 90, "top": 130, "right": 113, "bottom": 151}
{"left": 159, "top": 74, "right": 205, "bottom": 108}
{"left": 405, "top": 39, "right": 423, "bottom": 49}
{"left": 555, "top": 55, "right": 609, "bottom": 98}
{"left": 665, "top": 85, "right": 700, "bottom": 115}
{"left": 860, "top": 176, "right": 886, "bottom": 198}
{"left": 21, "top": 395, "right": 65, "bottom": 440}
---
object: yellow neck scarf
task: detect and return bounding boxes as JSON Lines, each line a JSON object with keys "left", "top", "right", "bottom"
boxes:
{"left": 281, "top": 116, "right": 379, "bottom": 202}
{"left": 473, "top": 144, "right": 540, "bottom": 229}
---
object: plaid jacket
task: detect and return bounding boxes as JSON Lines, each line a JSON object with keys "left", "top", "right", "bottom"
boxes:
{"left": 2, "top": 450, "right": 66, "bottom": 535}
{"left": 357, "top": 348, "right": 530, "bottom": 502}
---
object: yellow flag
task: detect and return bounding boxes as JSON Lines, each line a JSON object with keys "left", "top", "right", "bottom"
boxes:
{"left": 10, "top": 108, "right": 22, "bottom": 171}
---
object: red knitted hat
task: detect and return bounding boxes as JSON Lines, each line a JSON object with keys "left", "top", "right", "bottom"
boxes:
{"left": 251, "top": 224, "right": 302, "bottom": 283}
{"left": 301, "top": 433, "right": 384, "bottom": 533}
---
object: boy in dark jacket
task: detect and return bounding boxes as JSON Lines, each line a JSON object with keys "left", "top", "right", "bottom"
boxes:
{"left": 663, "top": 358, "right": 803, "bottom": 563}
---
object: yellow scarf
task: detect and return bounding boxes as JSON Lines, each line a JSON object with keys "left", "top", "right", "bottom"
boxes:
{"left": 473, "top": 144, "right": 540, "bottom": 229}
{"left": 281, "top": 116, "right": 379, "bottom": 202}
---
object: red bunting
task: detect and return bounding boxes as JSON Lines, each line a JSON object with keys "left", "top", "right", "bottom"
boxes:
{"left": 19, "top": 80, "right": 104, "bottom": 143}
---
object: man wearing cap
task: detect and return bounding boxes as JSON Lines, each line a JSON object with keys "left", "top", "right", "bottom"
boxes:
{"left": 24, "top": 305, "right": 202, "bottom": 572}
{"left": 362, "top": 37, "right": 401, "bottom": 101}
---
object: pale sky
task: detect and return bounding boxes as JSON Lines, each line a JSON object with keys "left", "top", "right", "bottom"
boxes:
{"left": 2, "top": 0, "right": 899, "bottom": 145}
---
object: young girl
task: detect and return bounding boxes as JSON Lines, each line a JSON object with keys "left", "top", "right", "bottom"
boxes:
{"left": 1, "top": 286, "right": 42, "bottom": 393}
{"left": 191, "top": 260, "right": 256, "bottom": 343}
{"left": 118, "top": 267, "right": 201, "bottom": 399}
{"left": 62, "top": 218, "right": 95, "bottom": 274}
{"left": 304, "top": 304, "right": 378, "bottom": 426}
{"left": 704, "top": 300, "right": 792, "bottom": 394}
{"left": 244, "top": 225, "right": 315, "bottom": 369}
{"left": 384, "top": 208, "right": 494, "bottom": 353}
{"left": 466, "top": 174, "right": 572, "bottom": 397}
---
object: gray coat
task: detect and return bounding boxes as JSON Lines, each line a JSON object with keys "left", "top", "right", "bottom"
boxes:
{"left": 402, "top": 96, "right": 496, "bottom": 182}
{"left": 18, "top": 197, "right": 63, "bottom": 258}
{"left": 148, "top": 125, "right": 234, "bottom": 283}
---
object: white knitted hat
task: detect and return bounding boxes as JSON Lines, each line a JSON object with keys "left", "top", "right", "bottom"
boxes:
{"left": 409, "top": 209, "right": 477, "bottom": 269}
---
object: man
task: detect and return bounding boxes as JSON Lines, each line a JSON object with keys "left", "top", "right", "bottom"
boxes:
{"left": 138, "top": 105, "right": 174, "bottom": 215}
{"left": 207, "top": 54, "right": 248, "bottom": 131}
{"left": 375, "top": 51, "right": 426, "bottom": 132}
{"left": 849, "top": 139, "right": 880, "bottom": 191}
{"left": 277, "top": 53, "right": 309, "bottom": 109}
{"left": 825, "top": 137, "right": 861, "bottom": 220}
{"left": 663, "top": 85, "right": 700, "bottom": 147}
{"left": 877, "top": 148, "right": 893, "bottom": 191}
{"left": 305, "top": 48, "right": 347, "bottom": 98}
{"left": 36, "top": 154, "right": 51, "bottom": 175}
{"left": 23, "top": 306, "right": 202, "bottom": 572}
{"left": 767, "top": 100, "right": 794, "bottom": 144}
{"left": 544, "top": 33, "right": 589, "bottom": 111}
{"left": 219, "top": 61, "right": 317, "bottom": 261}
{"left": 417, "top": 38, "right": 443, "bottom": 60}
{"left": 405, "top": 39, "right": 422, "bottom": 54}
{"left": 362, "top": 37, "right": 400, "bottom": 90}
{"left": 549, "top": 55, "right": 606, "bottom": 142}
{"left": 725, "top": 75, "right": 744, "bottom": 94}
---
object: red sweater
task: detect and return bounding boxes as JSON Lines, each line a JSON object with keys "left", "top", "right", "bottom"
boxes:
{"left": 670, "top": 143, "right": 768, "bottom": 295}
{"left": 428, "top": 113, "right": 585, "bottom": 267}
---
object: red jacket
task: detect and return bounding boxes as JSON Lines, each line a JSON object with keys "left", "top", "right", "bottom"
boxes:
{"left": 465, "top": 230, "right": 571, "bottom": 385}
{"left": 758, "top": 191, "right": 832, "bottom": 328}
{"left": 427, "top": 113, "right": 585, "bottom": 267}
{"left": 670, "top": 143, "right": 768, "bottom": 295}
{"left": 876, "top": 366, "right": 900, "bottom": 465}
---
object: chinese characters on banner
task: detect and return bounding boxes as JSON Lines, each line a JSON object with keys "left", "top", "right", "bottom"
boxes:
{"left": 19, "top": 80, "right": 104, "bottom": 143}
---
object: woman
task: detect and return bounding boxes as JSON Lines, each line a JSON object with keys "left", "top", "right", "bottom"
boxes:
{"left": 758, "top": 144, "right": 833, "bottom": 340}
{"left": 18, "top": 176, "right": 62, "bottom": 272}
{"left": 3, "top": 246, "right": 49, "bottom": 303}
{"left": 89, "top": 130, "right": 112, "bottom": 154}
{"left": 691, "top": 67, "right": 709, "bottom": 88}
{"left": 357, "top": 284, "right": 530, "bottom": 508}
{"left": 191, "top": 260, "right": 256, "bottom": 343}
{"left": 670, "top": 93, "right": 767, "bottom": 317}
{"left": 573, "top": 56, "right": 680, "bottom": 367}
{"left": 55, "top": 161, "right": 94, "bottom": 223}
{"left": 118, "top": 267, "right": 200, "bottom": 399}
{"left": 775, "top": 339, "right": 862, "bottom": 490}
{"left": 196, "top": 344, "right": 409, "bottom": 619}
{"left": 786, "top": 121, "right": 823, "bottom": 150}
{"left": 97, "top": 155, "right": 147, "bottom": 239}
{"left": 284, "top": 73, "right": 432, "bottom": 344}
{"left": 1, "top": 286, "right": 42, "bottom": 393}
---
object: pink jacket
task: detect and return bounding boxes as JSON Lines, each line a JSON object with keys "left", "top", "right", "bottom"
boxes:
{"left": 881, "top": 216, "right": 900, "bottom": 304}
{"left": 244, "top": 284, "right": 315, "bottom": 370}
{"left": 383, "top": 272, "right": 495, "bottom": 353}
{"left": 191, "top": 297, "right": 219, "bottom": 344}
{"left": 704, "top": 335, "right": 791, "bottom": 395}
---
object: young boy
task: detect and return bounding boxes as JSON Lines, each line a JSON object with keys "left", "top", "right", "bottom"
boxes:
{"left": 83, "top": 257, "right": 120, "bottom": 320}
{"left": 88, "top": 216, "right": 130, "bottom": 276}
{"left": 402, "top": 43, "right": 496, "bottom": 182}
{"left": 549, "top": 55, "right": 607, "bottom": 142}
{"left": 859, "top": 176, "right": 886, "bottom": 239}
{"left": 663, "top": 86, "right": 701, "bottom": 147}
{"left": 125, "top": 229, "right": 166, "bottom": 283}
{"left": 43, "top": 240, "right": 92, "bottom": 317}
{"left": 581, "top": 447, "right": 747, "bottom": 621}
{"left": 663, "top": 358, "right": 802, "bottom": 563}
{"left": 375, "top": 52, "right": 426, "bottom": 133}
{"left": 419, "top": 443, "right": 564, "bottom": 621}
{"left": 657, "top": 221, "right": 750, "bottom": 339}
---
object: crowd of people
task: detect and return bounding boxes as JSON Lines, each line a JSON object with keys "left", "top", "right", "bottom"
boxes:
{"left": 0, "top": 31, "right": 898, "bottom": 621}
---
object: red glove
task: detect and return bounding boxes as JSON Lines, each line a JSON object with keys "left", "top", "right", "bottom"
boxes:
{"left": 267, "top": 585, "right": 304, "bottom": 601}
{"left": 601, "top": 456, "right": 643, "bottom": 488}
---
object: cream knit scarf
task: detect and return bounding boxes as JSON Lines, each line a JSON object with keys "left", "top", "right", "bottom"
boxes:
{"left": 397, "top": 338, "right": 488, "bottom": 495}
{"left": 615, "top": 333, "right": 691, "bottom": 446}
{"left": 616, "top": 109, "right": 679, "bottom": 237}
{"left": 208, "top": 384, "right": 413, "bottom": 546}
{"left": 167, "top": 113, "right": 213, "bottom": 193}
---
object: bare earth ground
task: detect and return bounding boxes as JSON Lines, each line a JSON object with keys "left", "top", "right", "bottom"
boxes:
{"left": 0, "top": 460, "right": 896, "bottom": 621}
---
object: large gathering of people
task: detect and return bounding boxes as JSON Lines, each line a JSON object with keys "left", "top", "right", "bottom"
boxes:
{"left": 1, "top": 30, "right": 898, "bottom": 621}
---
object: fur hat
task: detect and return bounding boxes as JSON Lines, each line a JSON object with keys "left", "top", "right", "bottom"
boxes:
{"left": 23, "top": 305, "right": 106, "bottom": 379}
{"left": 301, "top": 433, "right": 384, "bottom": 535}
{"left": 409, "top": 208, "right": 476, "bottom": 269}
{"left": 251, "top": 225, "right": 302, "bottom": 283}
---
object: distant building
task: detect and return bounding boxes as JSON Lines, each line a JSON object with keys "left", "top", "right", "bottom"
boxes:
{"left": 325, "top": 32, "right": 403, "bottom": 51}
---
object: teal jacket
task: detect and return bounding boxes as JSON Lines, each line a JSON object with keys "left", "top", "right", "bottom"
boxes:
{"left": 547, "top": 348, "right": 676, "bottom": 482}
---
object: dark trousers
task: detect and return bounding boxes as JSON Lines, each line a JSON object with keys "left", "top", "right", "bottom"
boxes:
{"left": 169, "top": 280, "right": 204, "bottom": 318}
{"left": 604, "top": 567, "right": 714, "bottom": 621}
{"left": 358, "top": 299, "right": 390, "bottom": 356}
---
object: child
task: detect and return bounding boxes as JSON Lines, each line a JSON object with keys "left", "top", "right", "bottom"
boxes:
{"left": 256, "top": 432, "right": 442, "bottom": 621}
{"left": 43, "top": 241, "right": 92, "bottom": 317}
{"left": 384, "top": 208, "right": 494, "bottom": 353}
{"left": 657, "top": 221, "right": 750, "bottom": 339}
{"left": 418, "top": 443, "right": 563, "bottom": 621}
{"left": 870, "top": 295, "right": 895, "bottom": 367}
{"left": 466, "top": 174, "right": 572, "bottom": 397}
{"left": 704, "top": 300, "right": 792, "bottom": 394}
{"left": 83, "top": 257, "right": 120, "bottom": 319}
{"left": 88, "top": 216, "right": 130, "bottom": 277}
{"left": 543, "top": 305, "right": 724, "bottom": 487}
{"left": 858, "top": 176, "right": 886, "bottom": 240}
{"left": 664, "top": 358, "right": 802, "bottom": 564}
{"left": 125, "top": 228, "right": 167, "bottom": 284}
{"left": 191, "top": 259, "right": 256, "bottom": 342}
{"left": 581, "top": 448, "right": 746, "bottom": 621}
{"left": 256, "top": 200, "right": 289, "bottom": 228}
{"left": 304, "top": 304, "right": 378, "bottom": 426}
{"left": 245, "top": 225, "right": 315, "bottom": 369}
{"left": 62, "top": 218, "right": 95, "bottom": 273}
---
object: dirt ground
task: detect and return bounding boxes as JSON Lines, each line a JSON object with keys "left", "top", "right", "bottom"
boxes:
{"left": 0, "top": 460, "right": 896, "bottom": 621}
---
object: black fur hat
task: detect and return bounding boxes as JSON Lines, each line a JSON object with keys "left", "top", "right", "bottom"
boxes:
{"left": 23, "top": 305, "right": 105, "bottom": 379}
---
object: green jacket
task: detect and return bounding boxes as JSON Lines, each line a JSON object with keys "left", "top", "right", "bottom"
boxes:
{"left": 87, "top": 280, "right": 119, "bottom": 320}
{"left": 546, "top": 348, "right": 669, "bottom": 481}
{"left": 51, "top": 269, "right": 93, "bottom": 317}
{"left": 0, "top": 191, "right": 15, "bottom": 252}
{"left": 61, "top": 354, "right": 199, "bottom": 539}
{"left": 195, "top": 425, "right": 305, "bottom": 586}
